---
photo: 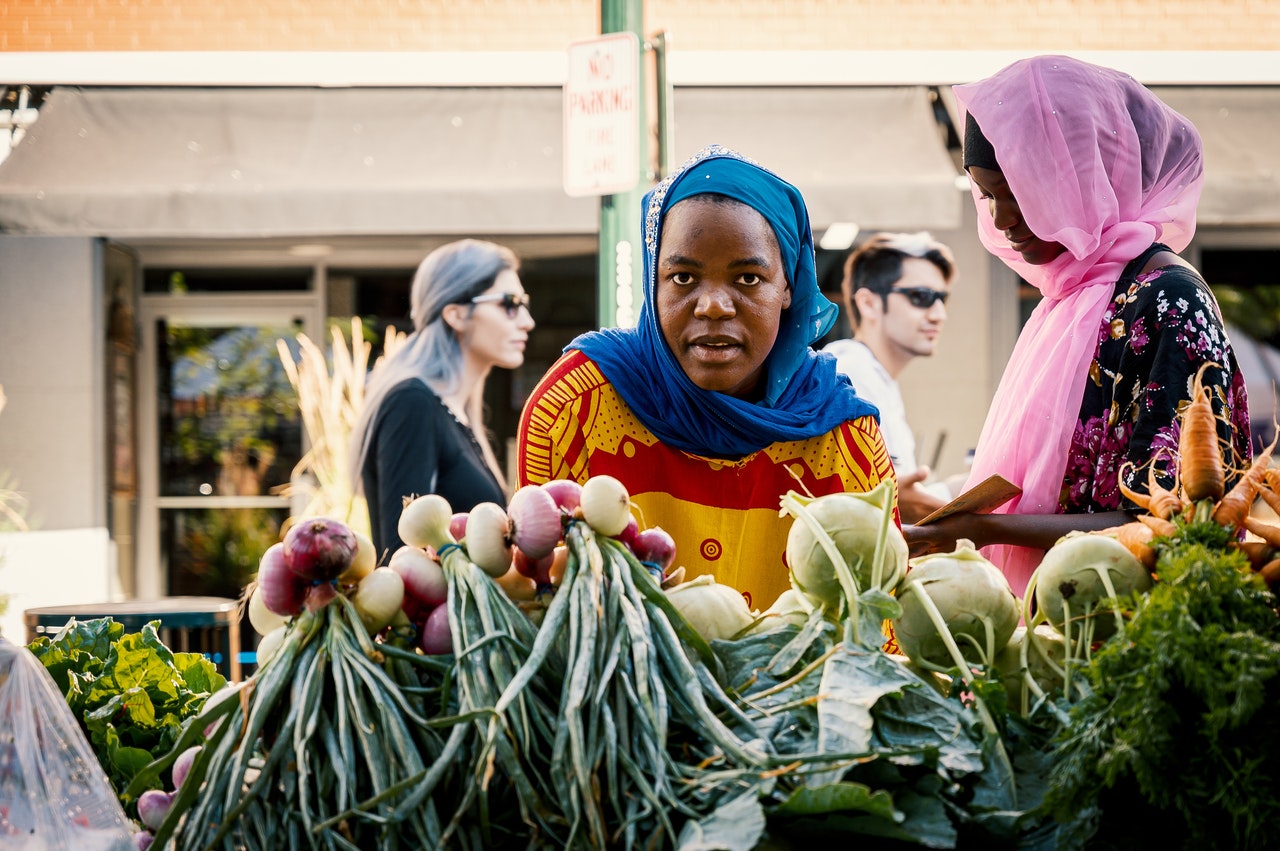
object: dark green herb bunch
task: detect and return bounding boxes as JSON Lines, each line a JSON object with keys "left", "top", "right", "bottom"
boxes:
{"left": 1044, "top": 530, "right": 1280, "bottom": 850}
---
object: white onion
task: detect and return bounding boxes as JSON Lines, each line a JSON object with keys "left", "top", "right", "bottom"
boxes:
{"left": 350, "top": 567, "right": 406, "bottom": 634}
{"left": 398, "top": 494, "right": 455, "bottom": 550}
{"left": 464, "top": 501, "right": 515, "bottom": 577}
{"left": 255, "top": 625, "right": 288, "bottom": 669}
{"left": 507, "top": 484, "right": 563, "bottom": 559}
{"left": 337, "top": 530, "right": 378, "bottom": 584}
{"left": 580, "top": 475, "right": 632, "bottom": 537}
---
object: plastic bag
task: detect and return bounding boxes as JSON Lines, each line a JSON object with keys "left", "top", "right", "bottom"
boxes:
{"left": 0, "top": 635, "right": 136, "bottom": 851}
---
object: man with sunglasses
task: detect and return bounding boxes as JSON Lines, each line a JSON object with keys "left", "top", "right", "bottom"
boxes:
{"left": 823, "top": 231, "right": 956, "bottom": 522}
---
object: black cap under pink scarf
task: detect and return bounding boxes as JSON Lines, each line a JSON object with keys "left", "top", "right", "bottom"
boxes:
{"left": 953, "top": 55, "right": 1204, "bottom": 594}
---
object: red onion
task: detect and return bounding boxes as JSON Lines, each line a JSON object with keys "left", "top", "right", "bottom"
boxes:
{"left": 172, "top": 746, "right": 201, "bottom": 790}
{"left": 388, "top": 545, "right": 448, "bottom": 607}
{"left": 256, "top": 542, "right": 307, "bottom": 617}
{"left": 541, "top": 478, "right": 583, "bottom": 514}
{"left": 283, "top": 517, "right": 358, "bottom": 582}
{"left": 418, "top": 603, "right": 453, "bottom": 655}
{"left": 247, "top": 584, "right": 288, "bottom": 636}
{"left": 137, "top": 789, "right": 174, "bottom": 830}
{"left": 581, "top": 474, "right": 632, "bottom": 537}
{"left": 512, "top": 548, "right": 550, "bottom": 579}
{"left": 134, "top": 831, "right": 155, "bottom": 851}
{"left": 464, "top": 501, "right": 514, "bottom": 578}
{"left": 304, "top": 581, "right": 340, "bottom": 612}
{"left": 449, "top": 512, "right": 469, "bottom": 542}
{"left": 507, "top": 484, "right": 562, "bottom": 559}
{"left": 631, "top": 526, "right": 677, "bottom": 573}
{"left": 616, "top": 515, "right": 639, "bottom": 549}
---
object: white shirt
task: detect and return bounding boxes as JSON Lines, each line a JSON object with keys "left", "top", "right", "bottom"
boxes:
{"left": 823, "top": 338, "right": 918, "bottom": 471}
{"left": 823, "top": 339, "right": 952, "bottom": 500}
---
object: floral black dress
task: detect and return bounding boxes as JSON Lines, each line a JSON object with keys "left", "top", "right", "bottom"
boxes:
{"left": 1060, "top": 244, "right": 1252, "bottom": 513}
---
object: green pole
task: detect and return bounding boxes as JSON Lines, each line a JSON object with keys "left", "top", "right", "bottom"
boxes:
{"left": 597, "top": 0, "right": 647, "bottom": 329}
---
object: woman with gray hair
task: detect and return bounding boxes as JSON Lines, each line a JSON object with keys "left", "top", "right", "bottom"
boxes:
{"left": 352, "top": 239, "right": 535, "bottom": 556}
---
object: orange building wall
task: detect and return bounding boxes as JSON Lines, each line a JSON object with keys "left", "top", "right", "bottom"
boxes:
{"left": 1, "top": 0, "right": 1276, "bottom": 52}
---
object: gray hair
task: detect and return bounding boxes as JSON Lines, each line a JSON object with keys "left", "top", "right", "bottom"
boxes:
{"left": 351, "top": 239, "right": 519, "bottom": 487}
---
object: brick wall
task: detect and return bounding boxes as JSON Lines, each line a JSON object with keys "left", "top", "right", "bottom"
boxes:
{"left": 1, "top": 0, "right": 1276, "bottom": 52}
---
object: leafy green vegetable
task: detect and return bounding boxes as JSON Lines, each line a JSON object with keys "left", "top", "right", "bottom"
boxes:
{"left": 26, "top": 617, "right": 225, "bottom": 806}
{"left": 1045, "top": 534, "right": 1280, "bottom": 850}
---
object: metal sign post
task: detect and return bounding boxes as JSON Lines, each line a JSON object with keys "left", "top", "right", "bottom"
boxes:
{"left": 563, "top": 1, "right": 648, "bottom": 330}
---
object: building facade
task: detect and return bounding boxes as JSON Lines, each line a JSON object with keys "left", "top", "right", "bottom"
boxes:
{"left": 0, "top": 1, "right": 1277, "bottom": 625}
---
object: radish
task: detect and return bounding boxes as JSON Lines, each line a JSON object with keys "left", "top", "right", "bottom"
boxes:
{"left": 256, "top": 542, "right": 307, "bottom": 617}
{"left": 137, "top": 789, "right": 174, "bottom": 830}
{"left": 388, "top": 545, "right": 448, "bottom": 607}
{"left": 283, "top": 516, "right": 358, "bottom": 582}
{"left": 350, "top": 567, "right": 405, "bottom": 634}
{"left": 419, "top": 603, "right": 453, "bottom": 655}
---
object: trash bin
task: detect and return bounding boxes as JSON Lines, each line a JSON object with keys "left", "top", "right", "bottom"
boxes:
{"left": 23, "top": 596, "right": 242, "bottom": 682}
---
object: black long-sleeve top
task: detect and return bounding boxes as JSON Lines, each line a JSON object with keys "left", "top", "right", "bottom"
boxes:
{"left": 361, "top": 378, "right": 506, "bottom": 558}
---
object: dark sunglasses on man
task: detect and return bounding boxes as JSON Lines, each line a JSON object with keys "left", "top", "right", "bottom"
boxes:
{"left": 470, "top": 291, "right": 531, "bottom": 318}
{"left": 888, "top": 287, "right": 949, "bottom": 309}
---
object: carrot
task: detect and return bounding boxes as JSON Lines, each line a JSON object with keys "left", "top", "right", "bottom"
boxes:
{"left": 1177, "top": 362, "right": 1225, "bottom": 503}
{"left": 1257, "top": 482, "right": 1280, "bottom": 518}
{"left": 1118, "top": 460, "right": 1185, "bottom": 521}
{"left": 1210, "top": 432, "right": 1277, "bottom": 530}
{"left": 1136, "top": 513, "right": 1178, "bottom": 538}
{"left": 1243, "top": 515, "right": 1280, "bottom": 548}
{"left": 1233, "top": 540, "right": 1275, "bottom": 571}
{"left": 1096, "top": 522, "right": 1157, "bottom": 570}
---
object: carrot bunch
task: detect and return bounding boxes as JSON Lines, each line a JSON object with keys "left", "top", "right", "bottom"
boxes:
{"left": 1095, "top": 362, "right": 1280, "bottom": 587}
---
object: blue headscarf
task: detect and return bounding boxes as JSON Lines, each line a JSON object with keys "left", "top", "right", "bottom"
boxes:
{"left": 570, "top": 145, "right": 878, "bottom": 458}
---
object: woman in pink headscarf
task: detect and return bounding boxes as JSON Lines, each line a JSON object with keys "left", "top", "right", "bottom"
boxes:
{"left": 905, "top": 55, "right": 1251, "bottom": 595}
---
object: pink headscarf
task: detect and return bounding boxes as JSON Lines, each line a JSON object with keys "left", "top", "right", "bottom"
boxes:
{"left": 952, "top": 56, "right": 1204, "bottom": 594}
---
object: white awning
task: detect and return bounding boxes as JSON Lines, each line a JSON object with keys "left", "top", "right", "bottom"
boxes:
{"left": 671, "top": 86, "right": 963, "bottom": 231}
{"left": 0, "top": 86, "right": 599, "bottom": 238}
{"left": 1154, "top": 86, "right": 1280, "bottom": 227}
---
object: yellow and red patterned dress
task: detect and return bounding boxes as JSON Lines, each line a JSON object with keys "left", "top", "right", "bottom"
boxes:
{"left": 518, "top": 350, "right": 896, "bottom": 612}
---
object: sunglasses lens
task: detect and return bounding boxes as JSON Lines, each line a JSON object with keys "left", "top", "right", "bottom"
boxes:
{"left": 502, "top": 293, "right": 529, "bottom": 316}
{"left": 906, "top": 289, "right": 945, "bottom": 308}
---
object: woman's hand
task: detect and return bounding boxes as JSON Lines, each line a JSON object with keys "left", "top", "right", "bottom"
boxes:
{"left": 903, "top": 516, "right": 969, "bottom": 558}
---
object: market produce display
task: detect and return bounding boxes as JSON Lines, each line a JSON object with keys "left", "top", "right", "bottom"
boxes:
{"left": 32, "top": 379, "right": 1275, "bottom": 850}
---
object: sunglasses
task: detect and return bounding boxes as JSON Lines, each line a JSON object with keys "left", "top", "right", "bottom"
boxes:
{"left": 888, "top": 287, "right": 949, "bottom": 309}
{"left": 470, "top": 291, "right": 531, "bottom": 318}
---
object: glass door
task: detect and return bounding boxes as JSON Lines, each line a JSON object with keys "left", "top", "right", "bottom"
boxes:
{"left": 136, "top": 294, "right": 322, "bottom": 600}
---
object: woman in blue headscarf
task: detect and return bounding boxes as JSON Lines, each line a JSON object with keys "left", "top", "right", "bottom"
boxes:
{"left": 517, "top": 145, "right": 894, "bottom": 609}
